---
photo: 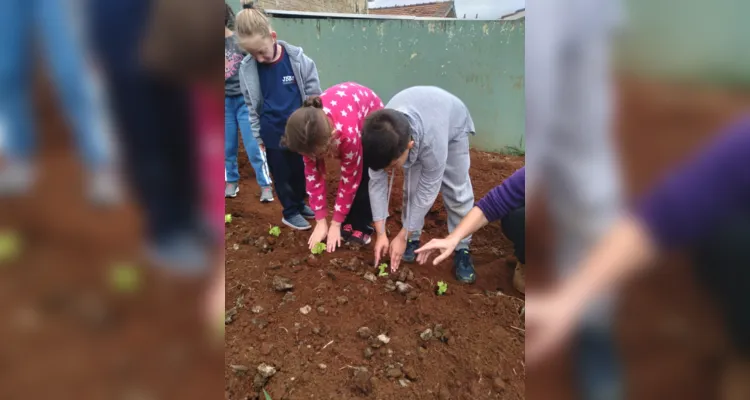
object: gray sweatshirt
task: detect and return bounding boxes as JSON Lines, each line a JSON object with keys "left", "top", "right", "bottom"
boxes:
{"left": 368, "top": 86, "right": 476, "bottom": 232}
{"left": 238, "top": 40, "right": 322, "bottom": 146}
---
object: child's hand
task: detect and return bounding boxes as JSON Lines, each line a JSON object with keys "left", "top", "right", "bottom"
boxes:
{"left": 389, "top": 230, "right": 408, "bottom": 272}
{"left": 415, "top": 237, "right": 460, "bottom": 265}
{"left": 326, "top": 223, "right": 342, "bottom": 253}
{"left": 373, "top": 234, "right": 389, "bottom": 266}
{"left": 308, "top": 220, "right": 328, "bottom": 250}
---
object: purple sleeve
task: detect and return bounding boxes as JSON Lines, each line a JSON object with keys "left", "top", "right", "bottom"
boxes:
{"left": 476, "top": 167, "right": 525, "bottom": 223}
{"left": 636, "top": 117, "right": 750, "bottom": 250}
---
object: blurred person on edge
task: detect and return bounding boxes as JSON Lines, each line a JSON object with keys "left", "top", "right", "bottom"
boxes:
{"left": 525, "top": 0, "right": 627, "bottom": 398}
{"left": 236, "top": 0, "right": 322, "bottom": 231}
{"left": 527, "top": 118, "right": 750, "bottom": 400}
{"left": 0, "top": 0, "right": 121, "bottom": 204}
{"left": 415, "top": 167, "right": 525, "bottom": 291}
{"left": 86, "top": 0, "right": 220, "bottom": 275}
{"left": 283, "top": 83, "right": 384, "bottom": 253}
{"left": 224, "top": 3, "right": 274, "bottom": 201}
{"left": 361, "top": 86, "right": 477, "bottom": 282}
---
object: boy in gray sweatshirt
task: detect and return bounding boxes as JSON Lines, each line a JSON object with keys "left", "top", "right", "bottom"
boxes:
{"left": 362, "top": 86, "right": 477, "bottom": 283}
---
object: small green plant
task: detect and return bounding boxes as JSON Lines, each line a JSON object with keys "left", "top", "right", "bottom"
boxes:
{"left": 436, "top": 281, "right": 448, "bottom": 296}
{"left": 263, "top": 389, "right": 273, "bottom": 400}
{"left": 0, "top": 230, "right": 21, "bottom": 263}
{"left": 311, "top": 242, "right": 326, "bottom": 255}
{"left": 269, "top": 226, "right": 281, "bottom": 237}
{"left": 377, "top": 263, "right": 389, "bottom": 277}
{"left": 225, "top": 214, "right": 233, "bottom": 224}
{"left": 109, "top": 262, "right": 141, "bottom": 294}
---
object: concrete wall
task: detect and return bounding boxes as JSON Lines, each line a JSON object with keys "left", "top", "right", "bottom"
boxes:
{"left": 228, "top": 0, "right": 368, "bottom": 14}
{"left": 617, "top": 0, "right": 750, "bottom": 84}
{"left": 270, "top": 17, "right": 525, "bottom": 152}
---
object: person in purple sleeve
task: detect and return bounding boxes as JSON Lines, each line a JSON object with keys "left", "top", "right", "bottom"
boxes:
{"left": 415, "top": 167, "right": 526, "bottom": 289}
{"left": 527, "top": 117, "right": 750, "bottom": 400}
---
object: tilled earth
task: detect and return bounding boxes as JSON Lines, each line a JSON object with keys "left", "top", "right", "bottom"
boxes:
{"left": 225, "top": 149, "right": 526, "bottom": 399}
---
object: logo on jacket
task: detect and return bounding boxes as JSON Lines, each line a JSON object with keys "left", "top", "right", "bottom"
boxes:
{"left": 282, "top": 75, "right": 296, "bottom": 85}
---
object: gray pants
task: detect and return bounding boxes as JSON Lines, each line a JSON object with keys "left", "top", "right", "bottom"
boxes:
{"left": 526, "top": 1, "right": 624, "bottom": 328}
{"left": 405, "top": 134, "right": 474, "bottom": 250}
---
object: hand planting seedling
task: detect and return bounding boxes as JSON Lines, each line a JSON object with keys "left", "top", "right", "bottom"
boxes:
{"left": 311, "top": 242, "right": 326, "bottom": 255}
{"left": 436, "top": 281, "right": 448, "bottom": 296}
{"left": 269, "top": 226, "right": 281, "bottom": 237}
{"left": 0, "top": 230, "right": 21, "bottom": 263}
{"left": 377, "top": 263, "right": 389, "bottom": 277}
{"left": 225, "top": 214, "right": 233, "bottom": 224}
{"left": 109, "top": 262, "right": 141, "bottom": 294}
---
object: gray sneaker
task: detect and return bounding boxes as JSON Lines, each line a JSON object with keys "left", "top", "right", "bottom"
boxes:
{"left": 0, "top": 160, "right": 34, "bottom": 196}
{"left": 260, "top": 186, "right": 274, "bottom": 203}
{"left": 282, "top": 214, "right": 311, "bottom": 231}
{"left": 225, "top": 182, "right": 239, "bottom": 198}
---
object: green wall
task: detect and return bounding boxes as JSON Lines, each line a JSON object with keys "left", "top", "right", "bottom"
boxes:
{"left": 268, "top": 17, "right": 525, "bottom": 152}
{"left": 617, "top": 0, "right": 750, "bottom": 85}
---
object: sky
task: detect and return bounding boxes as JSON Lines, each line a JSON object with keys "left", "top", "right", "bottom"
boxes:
{"left": 367, "top": 0, "right": 524, "bottom": 20}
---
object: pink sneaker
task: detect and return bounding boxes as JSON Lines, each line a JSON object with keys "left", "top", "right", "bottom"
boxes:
{"left": 348, "top": 230, "right": 372, "bottom": 246}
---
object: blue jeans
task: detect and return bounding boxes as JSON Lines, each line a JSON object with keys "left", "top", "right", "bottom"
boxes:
{"left": 224, "top": 95, "right": 271, "bottom": 187}
{"left": 0, "top": 0, "right": 109, "bottom": 169}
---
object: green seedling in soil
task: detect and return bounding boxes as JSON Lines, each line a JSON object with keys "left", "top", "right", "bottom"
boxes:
{"left": 109, "top": 262, "right": 141, "bottom": 294}
{"left": 377, "top": 263, "right": 389, "bottom": 277}
{"left": 436, "top": 281, "right": 448, "bottom": 296}
{"left": 0, "top": 230, "right": 21, "bottom": 263}
{"left": 269, "top": 226, "right": 281, "bottom": 237}
{"left": 263, "top": 389, "right": 273, "bottom": 400}
{"left": 225, "top": 214, "right": 233, "bottom": 224}
{"left": 311, "top": 242, "right": 326, "bottom": 255}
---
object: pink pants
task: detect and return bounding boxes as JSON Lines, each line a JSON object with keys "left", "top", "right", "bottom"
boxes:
{"left": 191, "top": 85, "right": 225, "bottom": 239}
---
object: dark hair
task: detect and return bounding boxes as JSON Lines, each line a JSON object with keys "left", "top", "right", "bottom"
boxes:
{"left": 362, "top": 109, "right": 412, "bottom": 170}
{"left": 282, "top": 97, "right": 332, "bottom": 155}
{"left": 225, "top": 3, "right": 236, "bottom": 29}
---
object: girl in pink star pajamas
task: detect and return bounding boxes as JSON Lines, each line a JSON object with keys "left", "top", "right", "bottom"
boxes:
{"left": 283, "top": 82, "right": 384, "bottom": 252}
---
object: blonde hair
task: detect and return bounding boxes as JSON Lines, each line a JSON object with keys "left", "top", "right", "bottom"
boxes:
{"left": 236, "top": 0, "right": 273, "bottom": 38}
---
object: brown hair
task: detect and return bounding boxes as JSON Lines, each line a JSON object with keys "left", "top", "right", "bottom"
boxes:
{"left": 235, "top": 0, "right": 273, "bottom": 38}
{"left": 282, "top": 97, "right": 333, "bottom": 155}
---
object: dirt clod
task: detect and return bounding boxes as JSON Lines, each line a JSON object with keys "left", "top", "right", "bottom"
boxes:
{"left": 272, "top": 276, "right": 294, "bottom": 292}
{"left": 357, "top": 326, "right": 372, "bottom": 339}
{"left": 253, "top": 363, "right": 277, "bottom": 390}
{"left": 420, "top": 329, "right": 433, "bottom": 341}
{"left": 351, "top": 368, "right": 373, "bottom": 395}
{"left": 281, "top": 292, "right": 296, "bottom": 304}
{"left": 306, "top": 255, "right": 319, "bottom": 266}
{"left": 438, "top": 387, "right": 452, "bottom": 400}
{"left": 395, "top": 282, "right": 412, "bottom": 294}
{"left": 402, "top": 365, "right": 417, "bottom": 381}
{"left": 363, "top": 347, "right": 374, "bottom": 359}
{"left": 251, "top": 305, "right": 264, "bottom": 314}
{"left": 300, "top": 305, "right": 312, "bottom": 315}
{"left": 377, "top": 334, "right": 391, "bottom": 344}
{"left": 384, "top": 280, "right": 397, "bottom": 292}
{"left": 363, "top": 272, "right": 377, "bottom": 283}
{"left": 337, "top": 296, "right": 348, "bottom": 305}
{"left": 386, "top": 367, "right": 403, "bottom": 379}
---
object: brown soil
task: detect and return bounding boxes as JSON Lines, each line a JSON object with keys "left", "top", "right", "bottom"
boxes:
{"left": 526, "top": 76, "right": 750, "bottom": 400}
{"left": 225, "top": 147, "right": 525, "bottom": 399}
{"left": 0, "top": 78, "right": 223, "bottom": 398}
